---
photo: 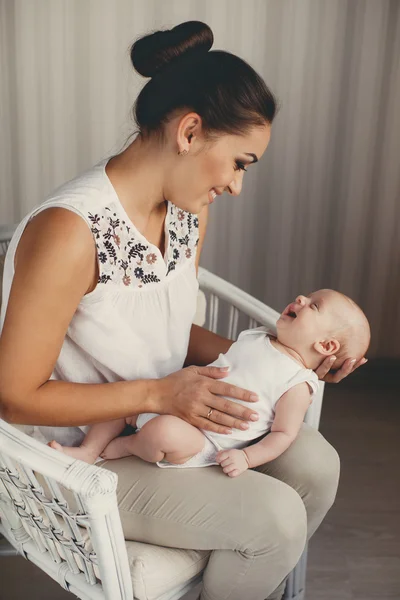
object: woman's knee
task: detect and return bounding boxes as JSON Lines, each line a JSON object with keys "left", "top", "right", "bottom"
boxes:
{"left": 268, "top": 485, "right": 307, "bottom": 563}
{"left": 285, "top": 425, "right": 340, "bottom": 538}
{"left": 297, "top": 426, "right": 340, "bottom": 508}
{"left": 248, "top": 478, "right": 307, "bottom": 566}
{"left": 263, "top": 424, "right": 340, "bottom": 507}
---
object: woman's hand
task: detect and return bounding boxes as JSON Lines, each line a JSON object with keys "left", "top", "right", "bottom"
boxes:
{"left": 153, "top": 366, "right": 259, "bottom": 434}
{"left": 315, "top": 356, "right": 368, "bottom": 383}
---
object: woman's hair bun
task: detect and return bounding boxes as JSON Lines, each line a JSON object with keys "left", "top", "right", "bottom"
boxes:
{"left": 130, "top": 21, "right": 214, "bottom": 78}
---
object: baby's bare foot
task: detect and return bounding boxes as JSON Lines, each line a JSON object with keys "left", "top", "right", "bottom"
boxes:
{"left": 48, "top": 440, "right": 64, "bottom": 452}
{"left": 48, "top": 440, "right": 98, "bottom": 464}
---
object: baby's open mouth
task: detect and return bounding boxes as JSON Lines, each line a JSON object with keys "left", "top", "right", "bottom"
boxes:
{"left": 282, "top": 305, "right": 297, "bottom": 319}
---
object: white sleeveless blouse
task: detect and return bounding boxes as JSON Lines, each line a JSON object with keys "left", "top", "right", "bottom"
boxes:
{"left": 0, "top": 159, "right": 199, "bottom": 445}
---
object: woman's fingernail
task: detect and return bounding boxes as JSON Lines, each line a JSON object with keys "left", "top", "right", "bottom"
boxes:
{"left": 363, "top": 359, "right": 368, "bottom": 364}
{"left": 250, "top": 394, "right": 259, "bottom": 401}
{"left": 351, "top": 359, "right": 356, "bottom": 364}
{"left": 241, "top": 423, "right": 249, "bottom": 429}
{"left": 220, "top": 367, "right": 230, "bottom": 371}
{"left": 250, "top": 414, "right": 259, "bottom": 421}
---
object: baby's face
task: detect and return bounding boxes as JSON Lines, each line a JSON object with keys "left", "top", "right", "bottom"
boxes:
{"left": 277, "top": 289, "right": 347, "bottom": 352}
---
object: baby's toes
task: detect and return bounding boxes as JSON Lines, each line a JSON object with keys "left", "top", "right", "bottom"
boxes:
{"left": 100, "top": 447, "right": 118, "bottom": 460}
{"left": 48, "top": 440, "right": 63, "bottom": 453}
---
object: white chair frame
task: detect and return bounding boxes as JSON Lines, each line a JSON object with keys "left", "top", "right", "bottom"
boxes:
{"left": 0, "top": 225, "right": 323, "bottom": 600}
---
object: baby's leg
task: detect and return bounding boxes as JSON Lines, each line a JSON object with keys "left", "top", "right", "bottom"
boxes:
{"left": 48, "top": 419, "right": 127, "bottom": 464}
{"left": 101, "top": 415, "right": 206, "bottom": 464}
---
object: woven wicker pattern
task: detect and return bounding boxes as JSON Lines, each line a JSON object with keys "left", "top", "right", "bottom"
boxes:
{"left": 0, "top": 420, "right": 131, "bottom": 599}
{"left": 0, "top": 225, "right": 14, "bottom": 254}
{"left": 0, "top": 453, "right": 98, "bottom": 585}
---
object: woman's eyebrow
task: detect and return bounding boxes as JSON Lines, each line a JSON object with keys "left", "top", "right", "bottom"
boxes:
{"left": 244, "top": 153, "right": 258, "bottom": 163}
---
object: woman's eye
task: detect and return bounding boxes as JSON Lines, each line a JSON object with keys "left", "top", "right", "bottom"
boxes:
{"left": 311, "top": 303, "right": 318, "bottom": 310}
{"left": 234, "top": 161, "right": 248, "bottom": 172}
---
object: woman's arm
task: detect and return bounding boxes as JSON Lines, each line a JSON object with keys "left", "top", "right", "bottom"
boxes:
{"left": 186, "top": 204, "right": 234, "bottom": 367}
{"left": 185, "top": 324, "right": 233, "bottom": 367}
{"left": 0, "top": 209, "right": 158, "bottom": 425}
{"left": 0, "top": 208, "right": 258, "bottom": 431}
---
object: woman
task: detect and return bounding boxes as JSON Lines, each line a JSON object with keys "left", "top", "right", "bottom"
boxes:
{"left": 0, "top": 21, "right": 365, "bottom": 600}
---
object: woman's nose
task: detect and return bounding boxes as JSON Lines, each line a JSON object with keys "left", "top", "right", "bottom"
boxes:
{"left": 226, "top": 177, "right": 243, "bottom": 197}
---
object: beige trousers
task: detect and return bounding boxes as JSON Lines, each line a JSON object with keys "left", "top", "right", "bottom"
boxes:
{"left": 102, "top": 423, "right": 340, "bottom": 600}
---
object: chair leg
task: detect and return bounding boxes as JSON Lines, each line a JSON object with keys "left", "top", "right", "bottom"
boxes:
{"left": 283, "top": 545, "right": 308, "bottom": 600}
{"left": 0, "top": 535, "right": 19, "bottom": 556}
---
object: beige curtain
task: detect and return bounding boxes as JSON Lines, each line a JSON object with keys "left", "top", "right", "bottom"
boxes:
{"left": 1, "top": 0, "right": 399, "bottom": 358}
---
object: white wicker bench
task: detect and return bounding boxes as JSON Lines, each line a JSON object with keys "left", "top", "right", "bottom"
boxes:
{"left": 0, "top": 225, "right": 323, "bottom": 600}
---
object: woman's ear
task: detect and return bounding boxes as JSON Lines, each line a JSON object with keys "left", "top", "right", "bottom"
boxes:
{"left": 176, "top": 112, "right": 202, "bottom": 152}
{"left": 313, "top": 338, "right": 340, "bottom": 356}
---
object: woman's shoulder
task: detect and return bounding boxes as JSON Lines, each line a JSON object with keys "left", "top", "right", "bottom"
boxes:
{"left": 15, "top": 207, "right": 96, "bottom": 279}
{"left": 40, "top": 158, "right": 112, "bottom": 218}
{"left": 9, "top": 158, "right": 115, "bottom": 258}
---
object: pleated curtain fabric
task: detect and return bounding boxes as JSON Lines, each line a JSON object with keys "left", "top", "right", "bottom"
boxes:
{"left": 0, "top": 0, "right": 399, "bottom": 358}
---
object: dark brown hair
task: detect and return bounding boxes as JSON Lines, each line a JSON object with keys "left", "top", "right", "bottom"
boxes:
{"left": 130, "top": 21, "right": 277, "bottom": 141}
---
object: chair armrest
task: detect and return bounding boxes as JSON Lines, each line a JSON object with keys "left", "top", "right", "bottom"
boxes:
{"left": 0, "top": 419, "right": 133, "bottom": 599}
{"left": 0, "top": 419, "right": 117, "bottom": 501}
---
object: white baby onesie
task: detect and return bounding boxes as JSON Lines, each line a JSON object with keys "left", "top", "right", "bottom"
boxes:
{"left": 135, "top": 326, "right": 319, "bottom": 468}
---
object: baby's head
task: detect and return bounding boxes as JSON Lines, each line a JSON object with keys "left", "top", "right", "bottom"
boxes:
{"left": 277, "top": 289, "right": 370, "bottom": 371}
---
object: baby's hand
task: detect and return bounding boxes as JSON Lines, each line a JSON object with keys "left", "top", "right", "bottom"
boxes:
{"left": 215, "top": 448, "right": 249, "bottom": 477}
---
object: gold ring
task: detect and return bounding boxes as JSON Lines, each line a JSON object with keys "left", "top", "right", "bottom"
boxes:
{"left": 207, "top": 408, "right": 213, "bottom": 419}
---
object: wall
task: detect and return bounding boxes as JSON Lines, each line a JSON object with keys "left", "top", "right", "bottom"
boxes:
{"left": 0, "top": 0, "right": 399, "bottom": 357}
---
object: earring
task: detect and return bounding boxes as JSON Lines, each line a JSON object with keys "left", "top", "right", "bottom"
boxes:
{"left": 178, "top": 149, "right": 188, "bottom": 156}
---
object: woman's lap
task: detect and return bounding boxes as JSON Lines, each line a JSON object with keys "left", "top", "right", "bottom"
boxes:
{"left": 99, "top": 424, "right": 339, "bottom": 599}
{"left": 255, "top": 423, "right": 340, "bottom": 538}
{"left": 100, "top": 452, "right": 303, "bottom": 551}
{"left": 100, "top": 423, "right": 339, "bottom": 548}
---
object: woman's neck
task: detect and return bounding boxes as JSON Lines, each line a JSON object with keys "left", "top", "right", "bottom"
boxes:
{"left": 106, "top": 137, "right": 168, "bottom": 225}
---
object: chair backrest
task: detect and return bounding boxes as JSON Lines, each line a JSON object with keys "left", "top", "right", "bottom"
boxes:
{"left": 0, "top": 225, "right": 14, "bottom": 309}
{"left": 0, "top": 225, "right": 15, "bottom": 256}
{"left": 198, "top": 267, "right": 280, "bottom": 338}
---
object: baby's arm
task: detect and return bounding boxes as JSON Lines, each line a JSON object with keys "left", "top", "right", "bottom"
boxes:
{"left": 243, "top": 382, "right": 312, "bottom": 467}
{"left": 216, "top": 382, "right": 311, "bottom": 476}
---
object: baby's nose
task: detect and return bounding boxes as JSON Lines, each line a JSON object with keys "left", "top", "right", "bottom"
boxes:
{"left": 296, "top": 295, "right": 307, "bottom": 306}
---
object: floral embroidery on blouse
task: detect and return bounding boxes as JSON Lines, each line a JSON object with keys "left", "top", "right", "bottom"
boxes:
{"left": 88, "top": 203, "right": 199, "bottom": 288}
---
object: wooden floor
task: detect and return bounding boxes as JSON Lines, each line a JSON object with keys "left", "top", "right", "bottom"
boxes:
{"left": 1, "top": 360, "right": 399, "bottom": 600}
{"left": 306, "top": 361, "right": 400, "bottom": 600}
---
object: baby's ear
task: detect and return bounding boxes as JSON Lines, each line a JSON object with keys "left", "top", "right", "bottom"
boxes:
{"left": 313, "top": 338, "right": 340, "bottom": 356}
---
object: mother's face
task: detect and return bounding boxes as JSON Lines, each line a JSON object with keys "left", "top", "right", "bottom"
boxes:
{"left": 166, "top": 115, "right": 272, "bottom": 214}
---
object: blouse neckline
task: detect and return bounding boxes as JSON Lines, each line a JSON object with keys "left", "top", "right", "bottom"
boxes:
{"left": 101, "top": 157, "right": 171, "bottom": 266}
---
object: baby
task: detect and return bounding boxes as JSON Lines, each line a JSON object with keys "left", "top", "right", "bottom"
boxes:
{"left": 50, "top": 289, "right": 370, "bottom": 477}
